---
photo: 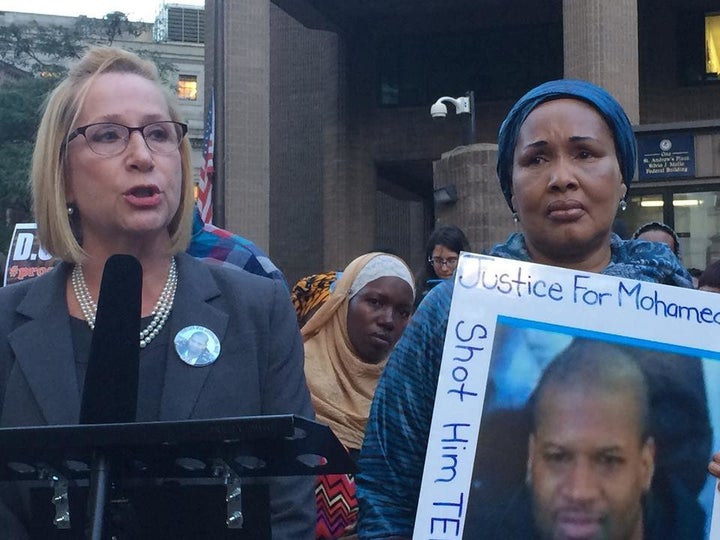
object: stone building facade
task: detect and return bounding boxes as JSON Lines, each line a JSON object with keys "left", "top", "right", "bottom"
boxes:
{"left": 204, "top": 0, "right": 720, "bottom": 283}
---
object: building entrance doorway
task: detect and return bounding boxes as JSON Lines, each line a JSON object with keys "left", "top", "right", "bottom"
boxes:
{"left": 624, "top": 186, "right": 720, "bottom": 271}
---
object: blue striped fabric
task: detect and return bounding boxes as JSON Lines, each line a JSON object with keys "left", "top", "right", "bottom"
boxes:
{"left": 186, "top": 207, "right": 287, "bottom": 286}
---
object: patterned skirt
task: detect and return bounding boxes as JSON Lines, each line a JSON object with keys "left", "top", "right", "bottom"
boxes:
{"left": 315, "top": 473, "right": 358, "bottom": 539}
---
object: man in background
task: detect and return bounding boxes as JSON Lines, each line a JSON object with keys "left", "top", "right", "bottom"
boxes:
{"left": 187, "top": 206, "right": 286, "bottom": 285}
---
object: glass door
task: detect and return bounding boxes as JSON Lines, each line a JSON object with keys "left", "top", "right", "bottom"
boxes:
{"left": 673, "top": 191, "right": 720, "bottom": 269}
{"left": 624, "top": 188, "right": 720, "bottom": 271}
{"left": 623, "top": 193, "right": 665, "bottom": 236}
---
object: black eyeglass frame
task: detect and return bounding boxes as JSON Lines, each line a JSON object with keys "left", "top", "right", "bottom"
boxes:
{"left": 428, "top": 256, "right": 459, "bottom": 267}
{"left": 66, "top": 121, "right": 188, "bottom": 156}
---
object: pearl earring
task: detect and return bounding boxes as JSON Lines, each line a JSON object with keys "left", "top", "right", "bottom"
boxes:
{"left": 512, "top": 212, "right": 519, "bottom": 223}
{"left": 619, "top": 199, "right": 628, "bottom": 212}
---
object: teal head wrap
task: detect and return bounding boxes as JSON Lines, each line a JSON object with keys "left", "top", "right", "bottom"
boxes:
{"left": 497, "top": 79, "right": 636, "bottom": 210}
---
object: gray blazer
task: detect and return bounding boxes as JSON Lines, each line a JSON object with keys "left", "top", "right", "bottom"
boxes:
{"left": 0, "top": 252, "right": 315, "bottom": 539}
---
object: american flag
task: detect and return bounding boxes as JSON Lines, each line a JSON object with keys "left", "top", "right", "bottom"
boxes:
{"left": 197, "top": 91, "right": 215, "bottom": 224}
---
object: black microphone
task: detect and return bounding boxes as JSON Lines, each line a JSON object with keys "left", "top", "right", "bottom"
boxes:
{"left": 80, "top": 254, "right": 142, "bottom": 424}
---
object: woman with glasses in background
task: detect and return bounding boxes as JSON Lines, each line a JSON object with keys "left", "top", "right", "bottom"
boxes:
{"left": 414, "top": 225, "right": 470, "bottom": 308}
{"left": 0, "top": 47, "right": 315, "bottom": 538}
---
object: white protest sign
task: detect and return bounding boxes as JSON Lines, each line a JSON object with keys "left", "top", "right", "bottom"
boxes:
{"left": 4, "top": 223, "right": 59, "bottom": 286}
{"left": 415, "top": 253, "right": 720, "bottom": 539}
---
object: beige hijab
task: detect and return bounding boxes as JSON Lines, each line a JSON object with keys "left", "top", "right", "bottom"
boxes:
{"left": 302, "top": 252, "right": 414, "bottom": 450}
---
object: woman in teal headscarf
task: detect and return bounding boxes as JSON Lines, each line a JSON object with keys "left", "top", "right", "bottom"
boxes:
{"left": 491, "top": 79, "right": 691, "bottom": 285}
{"left": 356, "top": 79, "right": 704, "bottom": 539}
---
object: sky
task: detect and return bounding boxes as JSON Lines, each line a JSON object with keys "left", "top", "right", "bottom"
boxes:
{"left": 1, "top": 0, "right": 205, "bottom": 23}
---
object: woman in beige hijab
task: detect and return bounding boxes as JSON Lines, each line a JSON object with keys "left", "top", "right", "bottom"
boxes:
{"left": 301, "top": 252, "right": 415, "bottom": 539}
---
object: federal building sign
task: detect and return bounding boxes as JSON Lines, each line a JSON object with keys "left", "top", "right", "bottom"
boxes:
{"left": 637, "top": 133, "right": 695, "bottom": 180}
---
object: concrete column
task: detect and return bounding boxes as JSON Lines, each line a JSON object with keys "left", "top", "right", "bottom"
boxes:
{"left": 268, "top": 6, "right": 343, "bottom": 283}
{"left": 322, "top": 44, "right": 375, "bottom": 271}
{"left": 563, "top": 0, "right": 639, "bottom": 123}
{"left": 324, "top": 140, "right": 376, "bottom": 267}
{"left": 211, "top": 0, "right": 271, "bottom": 249}
{"left": 433, "top": 144, "right": 516, "bottom": 253}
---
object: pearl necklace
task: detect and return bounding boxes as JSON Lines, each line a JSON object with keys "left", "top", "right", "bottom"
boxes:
{"left": 71, "top": 258, "right": 178, "bottom": 348}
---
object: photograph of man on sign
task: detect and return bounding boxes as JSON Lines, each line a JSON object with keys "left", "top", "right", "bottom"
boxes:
{"left": 465, "top": 327, "right": 715, "bottom": 540}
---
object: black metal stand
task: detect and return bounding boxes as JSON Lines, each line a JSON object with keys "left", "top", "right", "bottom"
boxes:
{"left": 0, "top": 415, "right": 353, "bottom": 537}
{"left": 86, "top": 451, "right": 108, "bottom": 540}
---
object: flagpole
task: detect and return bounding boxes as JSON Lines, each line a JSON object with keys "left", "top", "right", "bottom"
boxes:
{"left": 212, "top": 0, "right": 226, "bottom": 228}
{"left": 197, "top": 93, "right": 215, "bottom": 224}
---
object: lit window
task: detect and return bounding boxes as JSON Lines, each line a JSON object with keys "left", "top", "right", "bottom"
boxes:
{"left": 678, "top": 10, "right": 720, "bottom": 83}
{"left": 706, "top": 14, "right": 720, "bottom": 75}
{"left": 177, "top": 75, "right": 198, "bottom": 101}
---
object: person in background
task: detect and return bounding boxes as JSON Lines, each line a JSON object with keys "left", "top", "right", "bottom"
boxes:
{"left": 291, "top": 271, "right": 339, "bottom": 327}
{"left": 302, "top": 253, "right": 414, "bottom": 539}
{"left": 0, "top": 46, "right": 314, "bottom": 538}
{"left": 710, "top": 454, "right": 720, "bottom": 492}
{"left": 414, "top": 225, "right": 470, "bottom": 307}
{"left": 688, "top": 267, "right": 704, "bottom": 288}
{"left": 291, "top": 249, "right": 400, "bottom": 328}
{"left": 187, "top": 205, "right": 286, "bottom": 284}
{"left": 698, "top": 259, "right": 720, "bottom": 293}
{"left": 356, "top": 79, "right": 701, "bottom": 539}
{"left": 632, "top": 221, "right": 681, "bottom": 260}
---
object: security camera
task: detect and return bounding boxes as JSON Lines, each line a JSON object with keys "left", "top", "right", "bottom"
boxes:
{"left": 429, "top": 93, "right": 476, "bottom": 144}
{"left": 430, "top": 101, "right": 448, "bottom": 118}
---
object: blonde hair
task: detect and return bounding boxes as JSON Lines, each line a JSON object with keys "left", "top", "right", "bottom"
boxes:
{"left": 32, "top": 46, "right": 195, "bottom": 263}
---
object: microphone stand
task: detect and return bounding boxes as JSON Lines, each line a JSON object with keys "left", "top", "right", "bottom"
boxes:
{"left": 86, "top": 451, "right": 110, "bottom": 540}
{"left": 80, "top": 255, "right": 142, "bottom": 539}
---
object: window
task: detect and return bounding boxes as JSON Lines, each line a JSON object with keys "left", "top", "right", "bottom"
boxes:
{"left": 706, "top": 13, "right": 720, "bottom": 76}
{"left": 377, "top": 24, "right": 562, "bottom": 107}
{"left": 626, "top": 188, "right": 720, "bottom": 269}
{"left": 177, "top": 75, "right": 198, "bottom": 101}
{"left": 677, "top": 11, "right": 720, "bottom": 84}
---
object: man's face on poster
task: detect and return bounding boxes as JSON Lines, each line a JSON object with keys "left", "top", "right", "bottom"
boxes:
{"left": 527, "top": 386, "right": 654, "bottom": 540}
{"left": 188, "top": 332, "right": 208, "bottom": 357}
